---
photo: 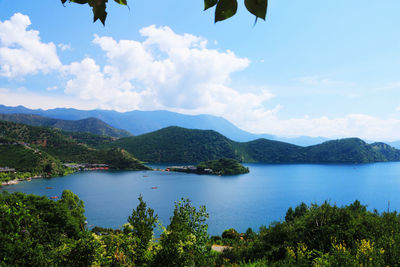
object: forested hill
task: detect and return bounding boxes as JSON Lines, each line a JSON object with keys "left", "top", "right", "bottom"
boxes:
{"left": 0, "top": 143, "right": 65, "bottom": 176}
{"left": 0, "top": 113, "right": 131, "bottom": 138}
{"left": 303, "top": 139, "right": 400, "bottom": 163}
{"left": 109, "top": 126, "right": 400, "bottom": 163}
{"left": 0, "top": 120, "right": 148, "bottom": 171}
{"left": 110, "top": 126, "right": 242, "bottom": 163}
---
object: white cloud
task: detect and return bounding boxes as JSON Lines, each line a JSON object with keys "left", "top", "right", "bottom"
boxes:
{"left": 3, "top": 15, "right": 400, "bottom": 142}
{"left": 64, "top": 26, "right": 400, "bottom": 141}
{"left": 0, "top": 89, "right": 99, "bottom": 111}
{"left": 58, "top": 43, "right": 71, "bottom": 51}
{"left": 46, "top": 86, "right": 58, "bottom": 91}
{"left": 63, "top": 25, "right": 267, "bottom": 117}
{"left": 0, "top": 13, "right": 61, "bottom": 78}
{"left": 240, "top": 112, "right": 400, "bottom": 141}
{"left": 62, "top": 57, "right": 150, "bottom": 109}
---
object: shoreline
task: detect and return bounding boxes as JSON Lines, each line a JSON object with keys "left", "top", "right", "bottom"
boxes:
{"left": 1, "top": 167, "right": 151, "bottom": 187}
{"left": 1, "top": 175, "right": 43, "bottom": 186}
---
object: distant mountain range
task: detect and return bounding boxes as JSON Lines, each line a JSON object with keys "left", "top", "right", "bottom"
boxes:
{"left": 108, "top": 126, "right": 400, "bottom": 163}
{"left": 1, "top": 116, "right": 400, "bottom": 165}
{"left": 0, "top": 113, "right": 131, "bottom": 138}
{"left": 0, "top": 105, "right": 328, "bottom": 146}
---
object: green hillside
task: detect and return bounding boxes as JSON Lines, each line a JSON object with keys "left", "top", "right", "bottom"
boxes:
{"left": 109, "top": 126, "right": 400, "bottom": 163}
{"left": 0, "top": 120, "right": 149, "bottom": 171}
{"left": 241, "top": 138, "right": 305, "bottom": 162}
{"left": 111, "top": 126, "right": 242, "bottom": 163}
{"left": 0, "top": 144, "right": 64, "bottom": 175}
{"left": 303, "top": 138, "right": 400, "bottom": 163}
{"left": 0, "top": 113, "right": 131, "bottom": 138}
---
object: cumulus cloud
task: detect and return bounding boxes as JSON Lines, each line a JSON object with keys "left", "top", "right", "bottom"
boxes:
{"left": 63, "top": 25, "right": 268, "bottom": 118}
{"left": 63, "top": 26, "right": 400, "bottom": 141}
{"left": 3, "top": 14, "right": 400, "bottom": 142}
{"left": 0, "top": 13, "right": 61, "bottom": 78}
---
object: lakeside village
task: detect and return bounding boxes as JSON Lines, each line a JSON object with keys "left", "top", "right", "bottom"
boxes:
{"left": 0, "top": 166, "right": 38, "bottom": 185}
{"left": 0, "top": 167, "right": 16, "bottom": 173}
{"left": 62, "top": 163, "right": 110, "bottom": 171}
{"left": 164, "top": 165, "right": 215, "bottom": 175}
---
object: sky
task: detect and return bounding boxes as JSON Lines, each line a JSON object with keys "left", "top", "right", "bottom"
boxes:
{"left": 1, "top": 0, "right": 400, "bottom": 141}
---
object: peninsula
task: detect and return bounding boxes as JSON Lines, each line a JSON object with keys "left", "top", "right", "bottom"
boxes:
{"left": 167, "top": 158, "right": 249, "bottom": 176}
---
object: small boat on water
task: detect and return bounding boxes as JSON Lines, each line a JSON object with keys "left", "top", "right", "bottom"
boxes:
{"left": 143, "top": 175, "right": 148, "bottom": 177}
{"left": 49, "top": 196, "right": 59, "bottom": 199}
{"left": 45, "top": 187, "right": 54, "bottom": 189}
{"left": 151, "top": 187, "right": 158, "bottom": 189}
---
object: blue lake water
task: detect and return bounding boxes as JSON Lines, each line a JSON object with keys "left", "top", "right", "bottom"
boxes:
{"left": 3, "top": 162, "right": 400, "bottom": 235}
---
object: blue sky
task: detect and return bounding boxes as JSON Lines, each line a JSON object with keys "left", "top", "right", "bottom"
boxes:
{"left": 1, "top": 0, "right": 400, "bottom": 140}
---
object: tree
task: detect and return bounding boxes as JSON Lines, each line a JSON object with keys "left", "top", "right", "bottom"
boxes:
{"left": 126, "top": 194, "right": 158, "bottom": 266}
{"left": 222, "top": 228, "right": 240, "bottom": 240}
{"left": 61, "top": 0, "right": 268, "bottom": 25}
{"left": 0, "top": 191, "right": 98, "bottom": 266}
{"left": 59, "top": 189, "right": 86, "bottom": 230}
{"left": 154, "top": 198, "right": 210, "bottom": 267}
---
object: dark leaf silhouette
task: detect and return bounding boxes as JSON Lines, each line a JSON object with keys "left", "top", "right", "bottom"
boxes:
{"left": 245, "top": 0, "right": 268, "bottom": 20}
{"left": 215, "top": 0, "right": 238, "bottom": 23}
{"left": 204, "top": 0, "right": 217, "bottom": 10}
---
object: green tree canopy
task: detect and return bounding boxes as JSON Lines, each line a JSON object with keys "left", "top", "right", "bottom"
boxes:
{"left": 126, "top": 194, "right": 158, "bottom": 265}
{"left": 154, "top": 198, "right": 210, "bottom": 266}
{"left": 0, "top": 190, "right": 98, "bottom": 265}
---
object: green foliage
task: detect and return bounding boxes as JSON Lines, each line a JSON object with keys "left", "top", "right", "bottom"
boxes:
{"left": 244, "top": 227, "right": 256, "bottom": 241}
{"left": 4, "top": 190, "right": 400, "bottom": 266}
{"left": 197, "top": 158, "right": 249, "bottom": 175}
{"left": 0, "top": 114, "right": 131, "bottom": 138}
{"left": 127, "top": 195, "right": 158, "bottom": 265}
{"left": 218, "top": 201, "right": 400, "bottom": 266}
{"left": 222, "top": 228, "right": 240, "bottom": 240}
{"left": 59, "top": 190, "right": 86, "bottom": 232}
{"left": 110, "top": 126, "right": 242, "bottom": 163}
{"left": 285, "top": 202, "right": 307, "bottom": 223}
{"left": 64, "top": 131, "right": 114, "bottom": 147}
{"left": 109, "top": 126, "right": 400, "bottom": 164}
{"left": 154, "top": 198, "right": 210, "bottom": 267}
{"left": 93, "top": 229, "right": 138, "bottom": 266}
{"left": 242, "top": 138, "right": 305, "bottom": 163}
{"left": 303, "top": 138, "right": 400, "bottom": 163}
{"left": 0, "top": 190, "right": 98, "bottom": 266}
{"left": 0, "top": 144, "right": 65, "bottom": 177}
{"left": 95, "top": 148, "right": 151, "bottom": 170}
{"left": 0, "top": 120, "right": 149, "bottom": 172}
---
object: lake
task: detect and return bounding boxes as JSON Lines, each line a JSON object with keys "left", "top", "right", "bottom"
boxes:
{"left": 3, "top": 162, "right": 400, "bottom": 235}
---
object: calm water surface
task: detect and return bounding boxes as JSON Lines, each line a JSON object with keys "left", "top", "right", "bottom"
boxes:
{"left": 3, "top": 162, "right": 400, "bottom": 235}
